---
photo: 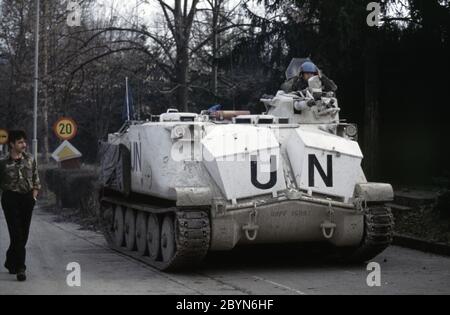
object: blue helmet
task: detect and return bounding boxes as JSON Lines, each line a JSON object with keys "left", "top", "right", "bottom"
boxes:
{"left": 300, "top": 61, "right": 318, "bottom": 74}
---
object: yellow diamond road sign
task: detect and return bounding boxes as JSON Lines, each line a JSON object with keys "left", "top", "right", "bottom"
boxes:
{"left": 0, "top": 129, "right": 8, "bottom": 145}
{"left": 51, "top": 140, "right": 82, "bottom": 162}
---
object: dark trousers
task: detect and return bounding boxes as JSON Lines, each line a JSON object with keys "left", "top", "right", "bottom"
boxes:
{"left": 1, "top": 190, "right": 35, "bottom": 272}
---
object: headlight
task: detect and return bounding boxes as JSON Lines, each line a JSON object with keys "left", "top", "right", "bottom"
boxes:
{"left": 345, "top": 124, "right": 358, "bottom": 138}
{"left": 171, "top": 126, "right": 185, "bottom": 139}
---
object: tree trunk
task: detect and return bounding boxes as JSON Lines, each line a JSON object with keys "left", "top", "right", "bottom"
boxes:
{"left": 176, "top": 47, "right": 189, "bottom": 112}
{"left": 211, "top": 0, "right": 220, "bottom": 99}
{"left": 363, "top": 31, "right": 380, "bottom": 180}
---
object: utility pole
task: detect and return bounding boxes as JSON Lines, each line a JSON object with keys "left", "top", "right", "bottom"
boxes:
{"left": 32, "top": 0, "right": 40, "bottom": 161}
{"left": 125, "top": 77, "right": 130, "bottom": 121}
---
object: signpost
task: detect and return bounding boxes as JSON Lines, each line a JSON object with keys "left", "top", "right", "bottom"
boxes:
{"left": 52, "top": 118, "right": 81, "bottom": 169}
{"left": 53, "top": 117, "right": 78, "bottom": 141}
{"left": 32, "top": 0, "right": 39, "bottom": 160}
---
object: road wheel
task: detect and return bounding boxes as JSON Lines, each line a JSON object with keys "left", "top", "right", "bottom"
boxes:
{"left": 124, "top": 208, "right": 136, "bottom": 251}
{"left": 161, "top": 215, "right": 176, "bottom": 264}
{"left": 135, "top": 211, "right": 148, "bottom": 255}
{"left": 113, "top": 206, "right": 125, "bottom": 247}
{"left": 147, "top": 214, "right": 161, "bottom": 261}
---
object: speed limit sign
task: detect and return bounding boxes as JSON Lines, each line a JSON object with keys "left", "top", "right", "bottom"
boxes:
{"left": 53, "top": 117, "right": 78, "bottom": 141}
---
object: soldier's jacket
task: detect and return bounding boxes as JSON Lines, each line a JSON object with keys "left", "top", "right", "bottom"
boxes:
{"left": 0, "top": 152, "right": 41, "bottom": 194}
{"left": 280, "top": 74, "right": 338, "bottom": 93}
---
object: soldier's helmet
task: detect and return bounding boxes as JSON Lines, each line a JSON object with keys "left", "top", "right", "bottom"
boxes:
{"left": 285, "top": 58, "right": 319, "bottom": 80}
{"left": 300, "top": 61, "right": 318, "bottom": 74}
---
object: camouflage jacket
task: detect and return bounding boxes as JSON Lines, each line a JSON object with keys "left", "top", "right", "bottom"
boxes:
{"left": 0, "top": 152, "right": 41, "bottom": 194}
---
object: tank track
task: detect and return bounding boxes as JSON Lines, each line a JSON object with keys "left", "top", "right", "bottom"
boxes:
{"left": 99, "top": 196, "right": 211, "bottom": 271}
{"left": 340, "top": 205, "right": 394, "bottom": 263}
{"left": 167, "top": 211, "right": 211, "bottom": 270}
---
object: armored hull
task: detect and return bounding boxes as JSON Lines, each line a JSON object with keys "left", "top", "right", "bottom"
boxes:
{"left": 98, "top": 60, "right": 394, "bottom": 270}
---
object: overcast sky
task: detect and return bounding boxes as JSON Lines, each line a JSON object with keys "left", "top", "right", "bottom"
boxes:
{"left": 89, "top": 0, "right": 265, "bottom": 27}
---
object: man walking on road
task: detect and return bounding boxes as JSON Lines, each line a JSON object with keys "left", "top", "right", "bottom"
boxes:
{"left": 0, "top": 130, "right": 40, "bottom": 282}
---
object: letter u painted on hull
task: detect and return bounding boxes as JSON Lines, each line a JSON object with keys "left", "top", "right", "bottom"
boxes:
{"left": 250, "top": 155, "right": 277, "bottom": 190}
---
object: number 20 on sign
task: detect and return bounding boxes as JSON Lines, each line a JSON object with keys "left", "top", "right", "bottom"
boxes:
{"left": 53, "top": 117, "right": 78, "bottom": 141}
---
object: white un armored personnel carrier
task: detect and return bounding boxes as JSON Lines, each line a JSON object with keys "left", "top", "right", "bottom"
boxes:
{"left": 98, "top": 58, "right": 394, "bottom": 271}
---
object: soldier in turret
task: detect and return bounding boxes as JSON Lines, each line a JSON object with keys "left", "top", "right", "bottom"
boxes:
{"left": 281, "top": 61, "right": 337, "bottom": 93}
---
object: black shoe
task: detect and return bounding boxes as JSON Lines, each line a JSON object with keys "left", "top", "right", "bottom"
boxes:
{"left": 4, "top": 263, "right": 17, "bottom": 275}
{"left": 16, "top": 270, "right": 26, "bottom": 282}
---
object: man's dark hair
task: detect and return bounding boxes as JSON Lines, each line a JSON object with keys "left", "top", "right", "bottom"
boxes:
{"left": 8, "top": 130, "right": 27, "bottom": 148}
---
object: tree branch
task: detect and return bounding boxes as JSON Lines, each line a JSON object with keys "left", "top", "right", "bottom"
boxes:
{"left": 190, "top": 23, "right": 252, "bottom": 55}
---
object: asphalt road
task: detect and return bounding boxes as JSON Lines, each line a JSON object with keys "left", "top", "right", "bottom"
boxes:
{"left": 0, "top": 204, "right": 449, "bottom": 295}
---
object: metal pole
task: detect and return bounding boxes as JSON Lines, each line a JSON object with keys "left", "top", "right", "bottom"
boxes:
{"left": 126, "top": 77, "right": 130, "bottom": 121}
{"left": 32, "top": 0, "right": 40, "bottom": 160}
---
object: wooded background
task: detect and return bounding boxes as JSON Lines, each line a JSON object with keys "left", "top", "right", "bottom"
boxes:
{"left": 0, "top": 0, "right": 449, "bottom": 185}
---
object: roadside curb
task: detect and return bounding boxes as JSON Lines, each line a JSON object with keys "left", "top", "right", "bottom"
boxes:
{"left": 393, "top": 234, "right": 450, "bottom": 257}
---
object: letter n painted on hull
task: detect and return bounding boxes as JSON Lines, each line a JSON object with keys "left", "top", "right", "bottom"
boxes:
{"left": 308, "top": 154, "right": 333, "bottom": 187}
